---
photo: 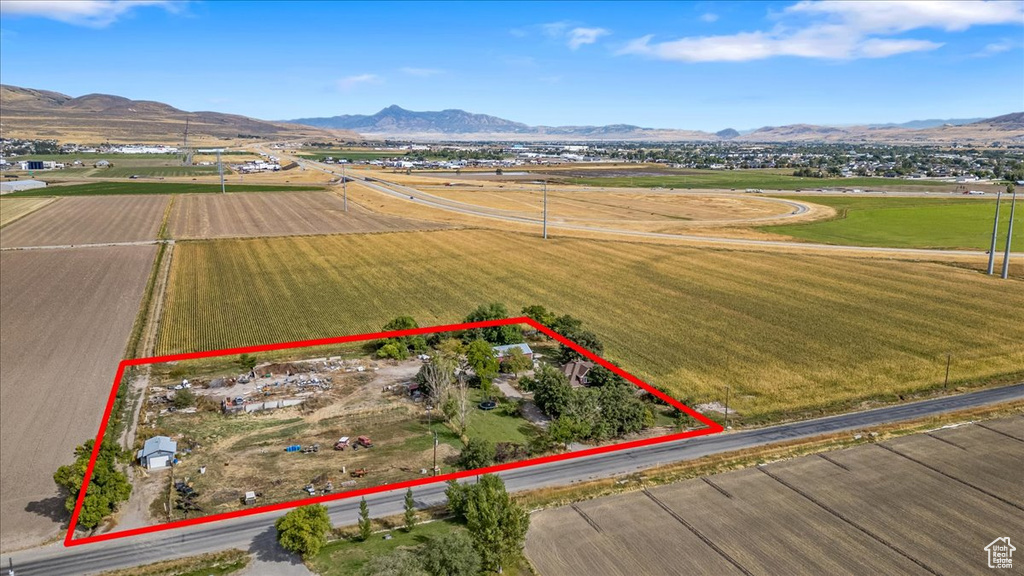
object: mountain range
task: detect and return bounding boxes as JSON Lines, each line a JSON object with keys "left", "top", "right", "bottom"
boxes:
{"left": 0, "top": 85, "right": 354, "bottom": 144}
{"left": 288, "top": 105, "right": 1024, "bottom": 143}
{"left": 1, "top": 84, "right": 1021, "bottom": 144}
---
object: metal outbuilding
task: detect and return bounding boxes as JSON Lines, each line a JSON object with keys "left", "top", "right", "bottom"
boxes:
{"left": 0, "top": 179, "right": 47, "bottom": 194}
{"left": 137, "top": 436, "right": 177, "bottom": 470}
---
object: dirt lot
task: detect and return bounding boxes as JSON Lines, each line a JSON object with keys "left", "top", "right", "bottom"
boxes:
{"left": 167, "top": 191, "right": 446, "bottom": 239}
{"left": 526, "top": 417, "right": 1024, "bottom": 575}
{"left": 0, "top": 195, "right": 168, "bottom": 248}
{"left": 0, "top": 246, "right": 156, "bottom": 552}
{"left": 0, "top": 197, "right": 58, "bottom": 227}
{"left": 126, "top": 355, "right": 536, "bottom": 525}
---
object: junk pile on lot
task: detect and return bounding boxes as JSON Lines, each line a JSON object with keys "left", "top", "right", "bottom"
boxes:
{"left": 174, "top": 480, "right": 202, "bottom": 514}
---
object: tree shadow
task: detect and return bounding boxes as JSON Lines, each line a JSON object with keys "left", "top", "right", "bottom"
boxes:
{"left": 25, "top": 495, "right": 68, "bottom": 523}
{"left": 248, "top": 524, "right": 304, "bottom": 566}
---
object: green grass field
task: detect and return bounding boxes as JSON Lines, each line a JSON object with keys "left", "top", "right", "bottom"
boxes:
{"left": 94, "top": 166, "right": 224, "bottom": 178}
{"left": 157, "top": 229, "right": 1024, "bottom": 425}
{"left": 6, "top": 181, "right": 324, "bottom": 196}
{"left": 309, "top": 520, "right": 461, "bottom": 576}
{"left": 567, "top": 170, "right": 951, "bottom": 191}
{"left": 766, "top": 196, "right": 1023, "bottom": 250}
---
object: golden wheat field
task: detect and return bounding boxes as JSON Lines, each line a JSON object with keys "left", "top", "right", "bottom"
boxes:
{"left": 156, "top": 229, "right": 1024, "bottom": 422}
{"left": 0, "top": 197, "right": 58, "bottom": 227}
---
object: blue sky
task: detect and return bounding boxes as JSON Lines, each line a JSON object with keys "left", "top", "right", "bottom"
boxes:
{"left": 1, "top": 1, "right": 1022, "bottom": 131}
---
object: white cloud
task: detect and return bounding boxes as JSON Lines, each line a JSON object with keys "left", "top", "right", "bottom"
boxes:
{"left": 0, "top": 0, "right": 179, "bottom": 28}
{"left": 535, "top": 21, "right": 611, "bottom": 49}
{"left": 400, "top": 67, "right": 443, "bottom": 77}
{"left": 336, "top": 74, "right": 382, "bottom": 91}
{"left": 619, "top": 0, "right": 1020, "bottom": 62}
{"left": 973, "top": 39, "right": 1018, "bottom": 57}
{"left": 700, "top": 13, "right": 719, "bottom": 23}
{"left": 567, "top": 27, "right": 610, "bottom": 50}
{"left": 786, "top": 1, "right": 1024, "bottom": 33}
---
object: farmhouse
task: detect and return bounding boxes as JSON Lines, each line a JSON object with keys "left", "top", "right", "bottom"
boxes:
{"left": 137, "top": 436, "right": 177, "bottom": 470}
{"left": 0, "top": 179, "right": 46, "bottom": 194}
{"left": 492, "top": 343, "right": 533, "bottom": 361}
{"left": 563, "top": 360, "right": 594, "bottom": 387}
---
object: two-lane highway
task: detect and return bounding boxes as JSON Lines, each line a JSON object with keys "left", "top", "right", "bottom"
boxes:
{"left": 4, "top": 383, "right": 1021, "bottom": 575}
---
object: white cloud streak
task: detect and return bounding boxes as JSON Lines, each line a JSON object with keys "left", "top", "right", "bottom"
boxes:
{"left": 620, "top": 0, "right": 1022, "bottom": 63}
{"left": 567, "top": 27, "right": 610, "bottom": 50}
{"left": 0, "top": 0, "right": 179, "bottom": 28}
{"left": 700, "top": 13, "right": 719, "bottom": 23}
{"left": 336, "top": 74, "right": 382, "bottom": 91}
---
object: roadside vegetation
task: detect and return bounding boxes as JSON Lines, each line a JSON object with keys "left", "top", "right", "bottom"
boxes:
{"left": 765, "top": 194, "right": 1023, "bottom": 250}
{"left": 96, "top": 549, "right": 249, "bottom": 576}
{"left": 304, "top": 474, "right": 529, "bottom": 576}
{"left": 6, "top": 181, "right": 323, "bottom": 197}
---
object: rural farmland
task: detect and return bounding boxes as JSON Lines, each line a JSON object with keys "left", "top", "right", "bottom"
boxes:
{"left": 765, "top": 196, "right": 1024, "bottom": 250}
{"left": 156, "top": 229, "right": 1024, "bottom": 424}
{"left": 0, "top": 197, "right": 57, "bottom": 227}
{"left": 4, "top": 181, "right": 324, "bottom": 197}
{"left": 167, "top": 192, "right": 446, "bottom": 239}
{"left": 0, "top": 195, "right": 168, "bottom": 248}
{"left": 0, "top": 246, "right": 157, "bottom": 551}
{"left": 526, "top": 417, "right": 1024, "bottom": 575}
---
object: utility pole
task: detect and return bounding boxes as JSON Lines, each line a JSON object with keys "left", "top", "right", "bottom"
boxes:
{"left": 987, "top": 190, "right": 1003, "bottom": 274}
{"left": 432, "top": 431, "right": 438, "bottom": 476}
{"left": 1001, "top": 185, "right": 1016, "bottom": 280}
{"left": 342, "top": 163, "right": 349, "bottom": 212}
{"left": 944, "top": 353, "right": 951, "bottom": 389}
{"left": 542, "top": 180, "right": 548, "bottom": 239}
{"left": 217, "top": 149, "right": 225, "bottom": 194}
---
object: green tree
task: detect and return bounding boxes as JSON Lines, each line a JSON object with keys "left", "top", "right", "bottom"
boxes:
{"left": 549, "top": 414, "right": 588, "bottom": 448}
{"left": 458, "top": 438, "right": 496, "bottom": 470}
{"left": 463, "top": 475, "right": 530, "bottom": 573}
{"left": 359, "top": 549, "right": 427, "bottom": 576}
{"left": 445, "top": 479, "right": 467, "bottom": 518}
{"left": 463, "top": 303, "right": 522, "bottom": 345}
{"left": 404, "top": 488, "right": 418, "bottom": 531}
{"left": 377, "top": 342, "right": 409, "bottom": 360}
{"left": 274, "top": 504, "right": 331, "bottom": 558}
{"left": 500, "top": 347, "right": 532, "bottom": 377}
{"left": 520, "top": 304, "right": 556, "bottom": 327}
{"left": 421, "top": 532, "right": 482, "bottom": 576}
{"left": 172, "top": 387, "right": 196, "bottom": 409}
{"left": 53, "top": 440, "right": 132, "bottom": 529}
{"left": 376, "top": 316, "right": 426, "bottom": 359}
{"left": 358, "top": 497, "right": 372, "bottom": 541}
{"left": 532, "top": 365, "right": 573, "bottom": 418}
{"left": 465, "top": 339, "right": 499, "bottom": 397}
{"left": 238, "top": 353, "right": 257, "bottom": 372}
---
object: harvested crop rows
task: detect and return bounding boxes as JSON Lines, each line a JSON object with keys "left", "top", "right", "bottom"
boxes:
{"left": 167, "top": 191, "right": 445, "bottom": 239}
{"left": 156, "top": 229, "right": 1024, "bottom": 422}
{"left": 0, "top": 197, "right": 57, "bottom": 227}
{"left": 0, "top": 195, "right": 168, "bottom": 247}
{"left": 526, "top": 418, "right": 1024, "bottom": 575}
{"left": 0, "top": 246, "right": 157, "bottom": 551}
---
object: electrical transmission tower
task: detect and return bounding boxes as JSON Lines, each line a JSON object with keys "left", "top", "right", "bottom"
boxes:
{"left": 180, "top": 117, "right": 194, "bottom": 166}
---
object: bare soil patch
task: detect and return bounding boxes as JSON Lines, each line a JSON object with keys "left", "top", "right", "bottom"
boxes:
{"left": 167, "top": 191, "right": 447, "bottom": 239}
{"left": 0, "top": 197, "right": 58, "bottom": 227}
{"left": 0, "top": 195, "right": 168, "bottom": 247}
{"left": 0, "top": 246, "right": 156, "bottom": 551}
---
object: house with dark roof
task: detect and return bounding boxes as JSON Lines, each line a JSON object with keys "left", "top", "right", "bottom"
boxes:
{"left": 563, "top": 360, "right": 594, "bottom": 387}
{"left": 137, "top": 436, "right": 177, "bottom": 470}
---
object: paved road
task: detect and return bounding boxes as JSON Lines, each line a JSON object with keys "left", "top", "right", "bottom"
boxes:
{"left": 4, "top": 383, "right": 1021, "bottom": 575}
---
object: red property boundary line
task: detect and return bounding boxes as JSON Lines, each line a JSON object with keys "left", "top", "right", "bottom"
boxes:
{"left": 66, "top": 316, "right": 723, "bottom": 546}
